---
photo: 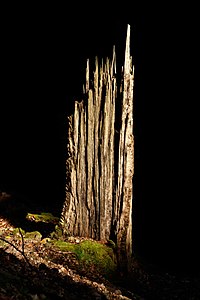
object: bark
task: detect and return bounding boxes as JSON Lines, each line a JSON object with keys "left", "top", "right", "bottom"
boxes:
{"left": 115, "top": 25, "right": 134, "bottom": 271}
{"left": 61, "top": 54, "right": 116, "bottom": 241}
{"left": 60, "top": 24, "right": 134, "bottom": 270}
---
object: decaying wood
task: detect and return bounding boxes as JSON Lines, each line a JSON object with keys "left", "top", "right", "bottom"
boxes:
{"left": 60, "top": 24, "right": 134, "bottom": 270}
{"left": 115, "top": 25, "right": 134, "bottom": 271}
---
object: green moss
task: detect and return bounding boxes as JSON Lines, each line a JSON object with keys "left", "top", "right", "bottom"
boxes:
{"left": 75, "top": 240, "right": 116, "bottom": 277}
{"left": 24, "top": 231, "right": 42, "bottom": 241}
{"left": 50, "top": 225, "right": 63, "bottom": 239}
{"left": 26, "top": 212, "right": 59, "bottom": 224}
{"left": 12, "top": 228, "right": 26, "bottom": 236}
{"left": 53, "top": 239, "right": 116, "bottom": 278}
{"left": 53, "top": 240, "right": 75, "bottom": 251}
{"left": 10, "top": 228, "right": 42, "bottom": 241}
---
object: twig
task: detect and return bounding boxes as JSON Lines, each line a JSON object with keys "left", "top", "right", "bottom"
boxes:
{"left": 0, "top": 237, "right": 32, "bottom": 268}
{"left": 18, "top": 228, "right": 25, "bottom": 254}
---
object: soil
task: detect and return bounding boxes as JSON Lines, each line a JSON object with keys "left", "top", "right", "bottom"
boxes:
{"left": 1, "top": 191, "right": 200, "bottom": 300}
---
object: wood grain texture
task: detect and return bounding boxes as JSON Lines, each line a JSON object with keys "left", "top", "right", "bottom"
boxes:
{"left": 60, "top": 24, "right": 134, "bottom": 270}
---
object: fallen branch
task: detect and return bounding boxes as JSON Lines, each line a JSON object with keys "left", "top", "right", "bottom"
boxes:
{"left": 0, "top": 236, "right": 32, "bottom": 269}
{"left": 18, "top": 228, "right": 25, "bottom": 254}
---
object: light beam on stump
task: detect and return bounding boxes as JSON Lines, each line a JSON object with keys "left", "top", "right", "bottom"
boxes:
{"left": 60, "top": 24, "right": 134, "bottom": 271}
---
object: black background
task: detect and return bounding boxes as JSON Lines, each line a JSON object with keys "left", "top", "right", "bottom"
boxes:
{"left": 0, "top": 5, "right": 199, "bottom": 273}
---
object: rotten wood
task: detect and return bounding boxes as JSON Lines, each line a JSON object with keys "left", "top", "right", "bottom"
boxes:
{"left": 60, "top": 24, "right": 134, "bottom": 271}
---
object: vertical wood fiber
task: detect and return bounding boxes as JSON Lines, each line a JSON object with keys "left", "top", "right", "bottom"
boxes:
{"left": 61, "top": 24, "right": 134, "bottom": 270}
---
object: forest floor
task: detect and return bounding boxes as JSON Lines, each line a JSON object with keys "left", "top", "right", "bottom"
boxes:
{"left": 0, "top": 191, "right": 200, "bottom": 300}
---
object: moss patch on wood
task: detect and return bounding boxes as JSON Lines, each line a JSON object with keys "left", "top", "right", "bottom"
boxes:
{"left": 26, "top": 212, "right": 59, "bottom": 224}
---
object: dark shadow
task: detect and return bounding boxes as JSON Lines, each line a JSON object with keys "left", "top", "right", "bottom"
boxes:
{"left": 0, "top": 249, "right": 108, "bottom": 299}
{"left": 0, "top": 192, "right": 57, "bottom": 237}
{"left": 132, "top": 17, "right": 200, "bottom": 276}
{"left": 1, "top": 13, "right": 199, "bottom": 282}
